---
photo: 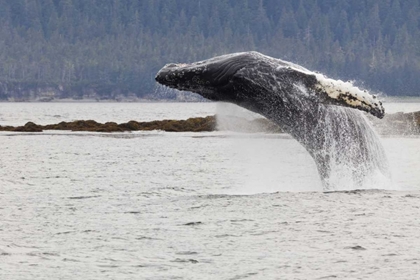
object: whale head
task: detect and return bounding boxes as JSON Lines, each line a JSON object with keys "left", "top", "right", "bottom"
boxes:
{"left": 155, "top": 52, "right": 258, "bottom": 103}
{"left": 156, "top": 52, "right": 385, "bottom": 119}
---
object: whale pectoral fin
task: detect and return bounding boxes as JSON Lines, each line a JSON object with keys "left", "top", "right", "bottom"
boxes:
{"left": 312, "top": 76, "right": 385, "bottom": 119}
{"left": 276, "top": 67, "right": 385, "bottom": 119}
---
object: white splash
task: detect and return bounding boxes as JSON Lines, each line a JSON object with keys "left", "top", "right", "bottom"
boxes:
{"left": 317, "top": 105, "right": 392, "bottom": 190}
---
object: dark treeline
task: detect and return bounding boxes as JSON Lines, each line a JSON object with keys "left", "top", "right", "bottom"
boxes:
{"left": 0, "top": 0, "right": 419, "bottom": 100}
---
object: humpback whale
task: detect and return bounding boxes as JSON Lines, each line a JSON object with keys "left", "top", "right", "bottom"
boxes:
{"left": 155, "top": 51, "right": 390, "bottom": 189}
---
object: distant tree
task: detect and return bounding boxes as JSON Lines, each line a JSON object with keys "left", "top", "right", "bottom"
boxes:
{"left": 0, "top": 0, "right": 419, "bottom": 100}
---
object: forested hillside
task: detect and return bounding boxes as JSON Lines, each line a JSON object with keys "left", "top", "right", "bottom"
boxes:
{"left": 0, "top": 0, "right": 419, "bottom": 100}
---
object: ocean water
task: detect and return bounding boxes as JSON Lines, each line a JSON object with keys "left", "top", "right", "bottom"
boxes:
{"left": 1, "top": 102, "right": 420, "bottom": 279}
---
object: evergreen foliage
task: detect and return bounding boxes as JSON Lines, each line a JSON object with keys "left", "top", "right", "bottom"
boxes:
{"left": 0, "top": 0, "right": 419, "bottom": 99}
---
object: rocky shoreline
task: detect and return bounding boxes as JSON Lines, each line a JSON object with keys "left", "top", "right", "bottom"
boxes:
{"left": 0, "top": 111, "right": 419, "bottom": 135}
{"left": 0, "top": 117, "right": 216, "bottom": 133}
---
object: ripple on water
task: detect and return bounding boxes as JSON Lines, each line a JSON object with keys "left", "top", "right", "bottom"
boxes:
{"left": 1, "top": 102, "right": 420, "bottom": 279}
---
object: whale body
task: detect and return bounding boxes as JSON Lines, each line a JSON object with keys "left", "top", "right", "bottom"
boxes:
{"left": 155, "top": 51, "right": 390, "bottom": 189}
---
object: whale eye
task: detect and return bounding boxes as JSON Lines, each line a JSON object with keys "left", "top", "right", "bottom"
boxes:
{"left": 166, "top": 63, "right": 178, "bottom": 68}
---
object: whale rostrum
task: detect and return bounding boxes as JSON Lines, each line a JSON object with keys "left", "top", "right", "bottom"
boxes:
{"left": 156, "top": 51, "right": 390, "bottom": 190}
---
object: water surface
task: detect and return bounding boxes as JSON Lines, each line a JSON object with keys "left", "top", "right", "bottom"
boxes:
{"left": 1, "top": 102, "right": 420, "bottom": 279}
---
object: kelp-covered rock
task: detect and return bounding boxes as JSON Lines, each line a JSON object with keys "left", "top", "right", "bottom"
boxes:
{"left": 1, "top": 122, "right": 43, "bottom": 132}
{"left": 1, "top": 112, "right": 419, "bottom": 134}
{"left": 0, "top": 116, "right": 217, "bottom": 133}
